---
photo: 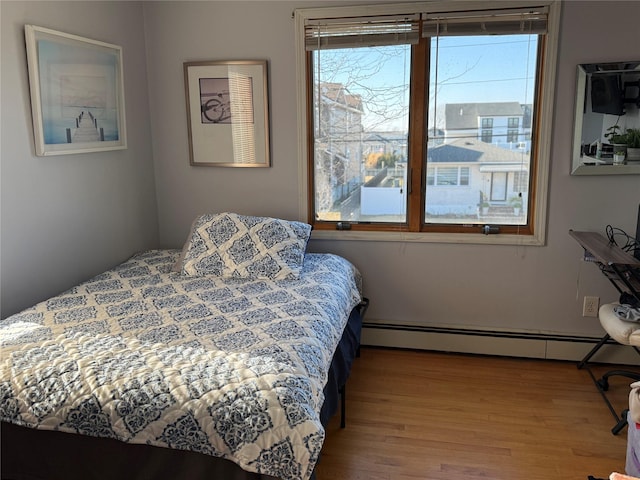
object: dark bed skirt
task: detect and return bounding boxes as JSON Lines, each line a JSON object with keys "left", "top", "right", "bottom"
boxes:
{"left": 1, "top": 302, "right": 364, "bottom": 480}
{"left": 2, "top": 422, "right": 279, "bottom": 480}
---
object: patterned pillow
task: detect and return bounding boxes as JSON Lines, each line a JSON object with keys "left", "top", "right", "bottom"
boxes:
{"left": 177, "top": 213, "right": 312, "bottom": 280}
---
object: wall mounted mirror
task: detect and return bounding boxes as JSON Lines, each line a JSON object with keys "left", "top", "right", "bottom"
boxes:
{"left": 571, "top": 61, "right": 640, "bottom": 175}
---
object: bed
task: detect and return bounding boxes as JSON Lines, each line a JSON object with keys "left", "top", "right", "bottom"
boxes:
{"left": 0, "top": 213, "right": 365, "bottom": 480}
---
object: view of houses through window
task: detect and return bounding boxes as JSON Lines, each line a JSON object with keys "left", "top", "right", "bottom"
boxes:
{"left": 311, "top": 32, "right": 537, "bottom": 228}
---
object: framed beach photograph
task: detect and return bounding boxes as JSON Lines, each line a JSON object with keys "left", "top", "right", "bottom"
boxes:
{"left": 25, "top": 25, "right": 127, "bottom": 156}
{"left": 184, "top": 60, "right": 270, "bottom": 167}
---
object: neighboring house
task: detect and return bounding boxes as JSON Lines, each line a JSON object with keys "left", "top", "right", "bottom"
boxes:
{"left": 362, "top": 132, "right": 408, "bottom": 160}
{"left": 425, "top": 138, "right": 528, "bottom": 217}
{"left": 314, "top": 82, "right": 364, "bottom": 209}
{"left": 360, "top": 137, "right": 528, "bottom": 218}
{"left": 444, "top": 102, "right": 531, "bottom": 153}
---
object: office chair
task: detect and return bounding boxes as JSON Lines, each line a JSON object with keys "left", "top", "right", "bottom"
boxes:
{"left": 578, "top": 303, "right": 640, "bottom": 434}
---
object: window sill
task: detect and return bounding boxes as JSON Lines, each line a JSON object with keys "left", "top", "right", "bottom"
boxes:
{"left": 309, "top": 228, "right": 545, "bottom": 246}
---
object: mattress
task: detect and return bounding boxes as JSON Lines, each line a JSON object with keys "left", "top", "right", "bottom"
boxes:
{"left": 0, "top": 249, "right": 363, "bottom": 480}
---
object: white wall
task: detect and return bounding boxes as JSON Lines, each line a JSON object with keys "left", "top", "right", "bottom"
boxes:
{"left": 144, "top": 0, "right": 640, "bottom": 341}
{"left": 1, "top": 1, "right": 159, "bottom": 318}
{"left": 143, "top": 1, "right": 304, "bottom": 246}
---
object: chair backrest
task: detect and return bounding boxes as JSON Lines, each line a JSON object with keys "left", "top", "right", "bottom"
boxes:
{"left": 599, "top": 303, "right": 640, "bottom": 347}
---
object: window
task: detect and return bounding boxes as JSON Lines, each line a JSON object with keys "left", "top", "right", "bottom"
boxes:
{"left": 427, "top": 166, "right": 470, "bottom": 186}
{"left": 295, "top": 1, "right": 559, "bottom": 244}
{"left": 481, "top": 130, "right": 493, "bottom": 143}
{"left": 482, "top": 118, "right": 494, "bottom": 128}
{"left": 514, "top": 171, "right": 529, "bottom": 192}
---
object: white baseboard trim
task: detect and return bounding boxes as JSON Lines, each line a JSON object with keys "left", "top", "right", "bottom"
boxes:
{"left": 361, "top": 322, "right": 640, "bottom": 365}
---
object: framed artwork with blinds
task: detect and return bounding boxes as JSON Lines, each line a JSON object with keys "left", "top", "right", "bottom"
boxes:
{"left": 184, "top": 60, "right": 270, "bottom": 167}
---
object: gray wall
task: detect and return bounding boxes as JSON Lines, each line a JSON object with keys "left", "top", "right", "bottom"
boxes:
{"left": 1, "top": 1, "right": 639, "bottom": 342}
{"left": 144, "top": 0, "right": 640, "bottom": 339}
{"left": 1, "top": 1, "right": 159, "bottom": 318}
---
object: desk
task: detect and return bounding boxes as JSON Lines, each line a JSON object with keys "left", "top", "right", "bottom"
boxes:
{"left": 570, "top": 230, "right": 640, "bottom": 434}
{"left": 569, "top": 230, "right": 640, "bottom": 303}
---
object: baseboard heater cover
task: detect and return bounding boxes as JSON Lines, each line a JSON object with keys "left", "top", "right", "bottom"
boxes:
{"left": 363, "top": 321, "right": 606, "bottom": 343}
{"left": 361, "top": 322, "right": 637, "bottom": 363}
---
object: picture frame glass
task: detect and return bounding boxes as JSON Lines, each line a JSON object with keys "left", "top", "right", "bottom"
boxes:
{"left": 571, "top": 61, "right": 640, "bottom": 175}
{"left": 25, "top": 25, "right": 127, "bottom": 156}
{"left": 184, "top": 61, "right": 270, "bottom": 167}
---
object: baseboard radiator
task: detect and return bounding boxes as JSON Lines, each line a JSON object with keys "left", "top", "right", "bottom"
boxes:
{"left": 361, "top": 321, "right": 639, "bottom": 364}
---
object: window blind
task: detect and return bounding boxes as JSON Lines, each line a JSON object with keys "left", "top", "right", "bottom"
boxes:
{"left": 304, "top": 14, "right": 420, "bottom": 51}
{"left": 422, "top": 6, "right": 548, "bottom": 37}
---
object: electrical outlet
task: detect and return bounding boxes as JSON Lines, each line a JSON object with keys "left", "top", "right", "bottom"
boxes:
{"left": 583, "top": 296, "right": 600, "bottom": 317}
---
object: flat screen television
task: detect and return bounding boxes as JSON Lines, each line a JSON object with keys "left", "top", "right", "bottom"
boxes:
{"left": 591, "top": 74, "right": 625, "bottom": 116}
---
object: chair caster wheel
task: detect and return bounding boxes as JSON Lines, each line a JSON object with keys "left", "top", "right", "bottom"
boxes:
{"left": 596, "top": 378, "right": 609, "bottom": 391}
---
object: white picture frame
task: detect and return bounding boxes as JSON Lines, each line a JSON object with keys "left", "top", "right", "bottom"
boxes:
{"left": 184, "top": 60, "right": 270, "bottom": 167}
{"left": 25, "top": 25, "right": 127, "bottom": 156}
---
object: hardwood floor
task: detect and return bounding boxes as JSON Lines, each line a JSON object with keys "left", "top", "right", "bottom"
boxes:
{"left": 316, "top": 347, "right": 636, "bottom": 480}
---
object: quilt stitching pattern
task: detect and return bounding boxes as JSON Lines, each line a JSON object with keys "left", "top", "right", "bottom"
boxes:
{"left": 63, "top": 396, "right": 117, "bottom": 439}
{"left": 159, "top": 412, "right": 217, "bottom": 456}
{"left": 0, "top": 249, "right": 361, "bottom": 480}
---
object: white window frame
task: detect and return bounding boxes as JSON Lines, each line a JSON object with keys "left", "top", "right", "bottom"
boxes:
{"left": 294, "top": 1, "right": 560, "bottom": 246}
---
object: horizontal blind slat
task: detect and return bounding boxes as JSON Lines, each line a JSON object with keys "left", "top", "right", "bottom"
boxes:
{"left": 422, "top": 19, "right": 547, "bottom": 36}
{"left": 305, "top": 14, "right": 420, "bottom": 50}
{"left": 422, "top": 7, "right": 548, "bottom": 37}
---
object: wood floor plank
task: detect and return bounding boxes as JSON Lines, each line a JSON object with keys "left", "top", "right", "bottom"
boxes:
{"left": 316, "top": 347, "right": 637, "bottom": 480}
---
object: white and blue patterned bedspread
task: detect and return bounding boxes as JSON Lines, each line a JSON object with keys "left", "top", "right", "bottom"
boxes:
{"left": 0, "top": 250, "right": 362, "bottom": 480}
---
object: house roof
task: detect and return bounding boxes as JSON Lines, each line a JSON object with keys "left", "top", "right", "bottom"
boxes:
{"left": 363, "top": 132, "right": 407, "bottom": 142}
{"left": 320, "top": 82, "right": 363, "bottom": 111}
{"left": 445, "top": 102, "right": 524, "bottom": 130}
{"left": 427, "top": 137, "right": 528, "bottom": 166}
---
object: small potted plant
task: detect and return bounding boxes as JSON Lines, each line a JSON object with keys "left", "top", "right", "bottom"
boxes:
{"left": 509, "top": 195, "right": 523, "bottom": 215}
{"left": 604, "top": 124, "right": 628, "bottom": 145}
{"left": 625, "top": 128, "right": 640, "bottom": 162}
{"left": 613, "top": 147, "right": 626, "bottom": 165}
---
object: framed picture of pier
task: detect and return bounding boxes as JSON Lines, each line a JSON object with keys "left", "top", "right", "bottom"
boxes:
{"left": 25, "top": 25, "right": 127, "bottom": 156}
{"left": 184, "top": 60, "right": 270, "bottom": 167}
